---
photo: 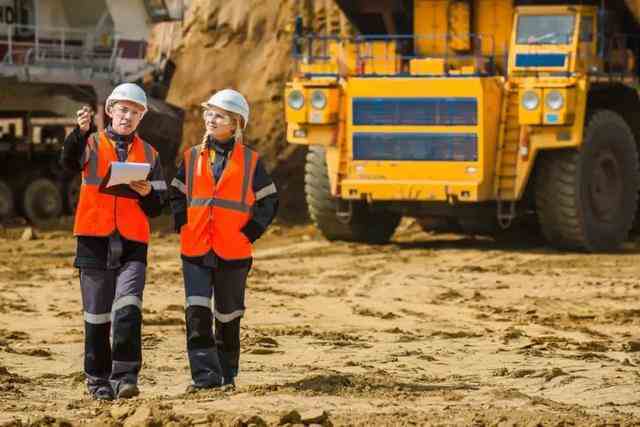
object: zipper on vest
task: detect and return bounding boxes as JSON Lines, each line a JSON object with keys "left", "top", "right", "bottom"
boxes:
{"left": 114, "top": 145, "right": 122, "bottom": 236}
{"left": 209, "top": 151, "right": 215, "bottom": 248}
{"left": 114, "top": 195, "right": 119, "bottom": 235}
{"left": 113, "top": 138, "right": 130, "bottom": 238}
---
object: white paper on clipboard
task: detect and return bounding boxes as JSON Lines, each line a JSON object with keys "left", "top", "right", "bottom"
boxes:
{"left": 105, "top": 162, "right": 150, "bottom": 187}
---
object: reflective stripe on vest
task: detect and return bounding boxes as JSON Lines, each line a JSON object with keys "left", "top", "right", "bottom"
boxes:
{"left": 180, "top": 140, "right": 258, "bottom": 259}
{"left": 83, "top": 134, "right": 101, "bottom": 185}
{"left": 73, "top": 131, "right": 156, "bottom": 243}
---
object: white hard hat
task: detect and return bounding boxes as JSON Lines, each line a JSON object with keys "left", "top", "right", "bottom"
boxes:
{"left": 201, "top": 89, "right": 250, "bottom": 129}
{"left": 106, "top": 83, "right": 148, "bottom": 112}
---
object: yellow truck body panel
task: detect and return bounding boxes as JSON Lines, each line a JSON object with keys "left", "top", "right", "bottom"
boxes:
{"left": 339, "top": 77, "right": 502, "bottom": 202}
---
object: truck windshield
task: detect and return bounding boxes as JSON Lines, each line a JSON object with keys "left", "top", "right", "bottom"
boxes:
{"left": 516, "top": 15, "right": 575, "bottom": 45}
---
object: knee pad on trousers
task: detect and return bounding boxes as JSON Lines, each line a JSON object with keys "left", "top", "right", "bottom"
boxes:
{"left": 112, "top": 305, "right": 142, "bottom": 362}
{"left": 84, "top": 323, "right": 112, "bottom": 376}
{"left": 186, "top": 306, "right": 215, "bottom": 351}
{"left": 215, "top": 318, "right": 241, "bottom": 353}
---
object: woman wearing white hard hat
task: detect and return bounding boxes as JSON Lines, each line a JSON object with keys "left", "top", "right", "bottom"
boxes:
{"left": 61, "top": 83, "right": 167, "bottom": 400}
{"left": 170, "top": 89, "right": 278, "bottom": 390}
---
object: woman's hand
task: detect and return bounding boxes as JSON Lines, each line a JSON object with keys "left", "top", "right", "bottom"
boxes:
{"left": 130, "top": 180, "right": 152, "bottom": 196}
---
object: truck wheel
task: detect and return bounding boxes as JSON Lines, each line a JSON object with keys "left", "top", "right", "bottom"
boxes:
{"left": 535, "top": 110, "right": 639, "bottom": 251}
{"left": 65, "top": 174, "right": 81, "bottom": 214}
{"left": 0, "top": 180, "right": 14, "bottom": 219}
{"left": 22, "top": 178, "right": 63, "bottom": 226}
{"left": 305, "top": 145, "right": 400, "bottom": 243}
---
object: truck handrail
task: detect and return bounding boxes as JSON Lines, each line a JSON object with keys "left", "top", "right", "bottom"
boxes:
{"left": 355, "top": 33, "right": 497, "bottom": 76}
{"left": 292, "top": 33, "right": 499, "bottom": 77}
{"left": 292, "top": 33, "right": 343, "bottom": 63}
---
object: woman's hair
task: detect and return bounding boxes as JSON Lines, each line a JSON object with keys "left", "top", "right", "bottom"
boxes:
{"left": 231, "top": 112, "right": 244, "bottom": 140}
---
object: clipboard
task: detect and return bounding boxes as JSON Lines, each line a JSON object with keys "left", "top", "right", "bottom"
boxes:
{"left": 98, "top": 162, "right": 150, "bottom": 199}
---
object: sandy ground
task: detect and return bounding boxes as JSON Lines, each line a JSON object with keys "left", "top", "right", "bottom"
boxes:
{"left": 1, "top": 219, "right": 640, "bottom": 426}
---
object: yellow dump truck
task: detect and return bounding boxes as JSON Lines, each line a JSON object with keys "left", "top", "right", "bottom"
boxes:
{"left": 284, "top": 0, "right": 640, "bottom": 251}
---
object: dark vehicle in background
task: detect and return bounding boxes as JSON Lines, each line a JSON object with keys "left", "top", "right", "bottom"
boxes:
{"left": 0, "top": 103, "right": 183, "bottom": 225}
{"left": 0, "top": 0, "right": 186, "bottom": 225}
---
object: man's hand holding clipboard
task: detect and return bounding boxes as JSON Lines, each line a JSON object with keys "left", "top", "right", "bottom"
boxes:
{"left": 99, "top": 162, "right": 152, "bottom": 199}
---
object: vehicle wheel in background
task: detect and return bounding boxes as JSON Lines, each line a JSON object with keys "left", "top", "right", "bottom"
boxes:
{"left": 305, "top": 145, "right": 400, "bottom": 243}
{"left": 22, "top": 178, "right": 63, "bottom": 226}
{"left": 0, "top": 180, "right": 14, "bottom": 219}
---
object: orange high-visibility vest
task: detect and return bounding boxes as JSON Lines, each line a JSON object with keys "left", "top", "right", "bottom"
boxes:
{"left": 73, "top": 131, "right": 157, "bottom": 243}
{"left": 180, "top": 140, "right": 258, "bottom": 260}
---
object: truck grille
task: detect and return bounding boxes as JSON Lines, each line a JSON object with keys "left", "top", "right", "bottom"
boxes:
{"left": 352, "top": 97, "right": 477, "bottom": 126}
{"left": 353, "top": 132, "right": 477, "bottom": 161}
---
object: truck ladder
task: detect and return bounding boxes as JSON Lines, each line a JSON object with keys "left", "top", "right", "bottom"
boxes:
{"left": 494, "top": 85, "right": 520, "bottom": 227}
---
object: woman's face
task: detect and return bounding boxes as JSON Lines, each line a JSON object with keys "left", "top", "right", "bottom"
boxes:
{"left": 203, "top": 106, "right": 236, "bottom": 141}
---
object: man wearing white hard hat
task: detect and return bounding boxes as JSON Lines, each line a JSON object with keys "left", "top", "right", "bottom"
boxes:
{"left": 61, "top": 83, "right": 167, "bottom": 400}
{"left": 170, "top": 89, "right": 278, "bottom": 390}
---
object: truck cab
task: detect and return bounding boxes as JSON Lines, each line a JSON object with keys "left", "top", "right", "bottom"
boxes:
{"left": 510, "top": 6, "right": 597, "bottom": 127}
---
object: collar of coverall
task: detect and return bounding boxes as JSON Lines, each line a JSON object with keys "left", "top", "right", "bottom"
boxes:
{"left": 206, "top": 135, "right": 235, "bottom": 154}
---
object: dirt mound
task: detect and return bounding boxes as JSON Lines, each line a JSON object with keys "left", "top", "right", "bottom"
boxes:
{"left": 0, "top": 366, "right": 29, "bottom": 383}
{"left": 108, "top": 403, "right": 191, "bottom": 427}
{"left": 0, "top": 329, "right": 29, "bottom": 343}
{"left": 0, "top": 416, "right": 73, "bottom": 426}
{"left": 0, "top": 365, "right": 30, "bottom": 397}
{"left": 246, "top": 372, "right": 478, "bottom": 399}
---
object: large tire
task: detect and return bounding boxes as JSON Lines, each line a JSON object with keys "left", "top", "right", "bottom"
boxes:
{"left": 305, "top": 145, "right": 400, "bottom": 243}
{"left": 0, "top": 180, "right": 14, "bottom": 219}
{"left": 535, "top": 110, "right": 639, "bottom": 251}
{"left": 22, "top": 178, "right": 63, "bottom": 226}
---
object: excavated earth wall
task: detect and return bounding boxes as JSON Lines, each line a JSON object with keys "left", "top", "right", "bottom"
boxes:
{"left": 161, "top": 0, "right": 344, "bottom": 221}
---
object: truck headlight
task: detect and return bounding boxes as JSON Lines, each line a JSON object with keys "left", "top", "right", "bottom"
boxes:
{"left": 522, "top": 91, "right": 540, "bottom": 110}
{"left": 310, "top": 90, "right": 327, "bottom": 110}
{"left": 545, "top": 91, "right": 564, "bottom": 110}
{"left": 288, "top": 90, "right": 305, "bottom": 110}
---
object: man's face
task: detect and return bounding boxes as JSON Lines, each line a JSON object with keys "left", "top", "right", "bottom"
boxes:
{"left": 203, "top": 106, "right": 236, "bottom": 141}
{"left": 107, "top": 100, "right": 145, "bottom": 136}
